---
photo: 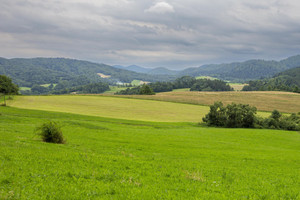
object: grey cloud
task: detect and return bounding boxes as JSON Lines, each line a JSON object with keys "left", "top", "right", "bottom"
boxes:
{"left": 0, "top": 0, "right": 300, "bottom": 69}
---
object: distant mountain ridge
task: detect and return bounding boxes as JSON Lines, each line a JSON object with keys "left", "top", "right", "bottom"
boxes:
{"left": 114, "top": 55, "right": 300, "bottom": 82}
{"left": 1, "top": 55, "right": 300, "bottom": 88}
{"left": 113, "top": 64, "right": 178, "bottom": 75}
{"left": 179, "top": 55, "right": 300, "bottom": 81}
{"left": 113, "top": 65, "right": 151, "bottom": 73}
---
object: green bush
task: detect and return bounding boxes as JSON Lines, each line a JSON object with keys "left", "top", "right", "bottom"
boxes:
{"left": 203, "top": 102, "right": 300, "bottom": 131}
{"left": 36, "top": 121, "right": 65, "bottom": 144}
{"left": 203, "top": 102, "right": 257, "bottom": 128}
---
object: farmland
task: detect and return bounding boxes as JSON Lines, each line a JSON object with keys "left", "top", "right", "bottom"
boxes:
{"left": 8, "top": 95, "right": 210, "bottom": 122}
{"left": 8, "top": 95, "right": 273, "bottom": 122}
{"left": 1, "top": 106, "right": 300, "bottom": 199}
{"left": 114, "top": 91, "right": 300, "bottom": 114}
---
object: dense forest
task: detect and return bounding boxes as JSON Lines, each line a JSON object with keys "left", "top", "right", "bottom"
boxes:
{"left": 242, "top": 67, "right": 300, "bottom": 93}
{"left": 26, "top": 82, "right": 110, "bottom": 95}
{"left": 116, "top": 76, "right": 233, "bottom": 95}
{"left": 0, "top": 57, "right": 176, "bottom": 88}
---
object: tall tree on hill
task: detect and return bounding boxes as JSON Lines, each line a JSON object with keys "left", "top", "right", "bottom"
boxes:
{"left": 0, "top": 75, "right": 19, "bottom": 105}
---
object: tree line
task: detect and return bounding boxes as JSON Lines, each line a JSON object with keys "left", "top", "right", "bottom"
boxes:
{"left": 116, "top": 76, "right": 233, "bottom": 95}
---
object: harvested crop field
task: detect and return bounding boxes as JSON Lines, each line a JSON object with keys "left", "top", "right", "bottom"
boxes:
{"left": 113, "top": 91, "right": 300, "bottom": 113}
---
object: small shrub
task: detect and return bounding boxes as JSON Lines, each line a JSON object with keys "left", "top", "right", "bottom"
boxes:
{"left": 36, "top": 121, "right": 65, "bottom": 144}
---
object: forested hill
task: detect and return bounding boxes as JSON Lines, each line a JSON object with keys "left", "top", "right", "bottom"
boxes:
{"left": 0, "top": 57, "right": 175, "bottom": 87}
{"left": 179, "top": 55, "right": 300, "bottom": 81}
{"left": 242, "top": 67, "right": 300, "bottom": 92}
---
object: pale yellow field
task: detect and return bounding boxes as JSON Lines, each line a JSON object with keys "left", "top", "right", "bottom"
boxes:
{"left": 112, "top": 91, "right": 300, "bottom": 114}
{"left": 8, "top": 95, "right": 211, "bottom": 122}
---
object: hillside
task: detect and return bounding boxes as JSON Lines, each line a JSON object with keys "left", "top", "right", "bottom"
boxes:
{"left": 115, "top": 55, "right": 300, "bottom": 81}
{"left": 147, "top": 67, "right": 178, "bottom": 75}
{"left": 0, "top": 57, "right": 175, "bottom": 87}
{"left": 113, "top": 65, "right": 152, "bottom": 74}
{"left": 114, "top": 65, "right": 178, "bottom": 75}
{"left": 243, "top": 67, "right": 300, "bottom": 92}
{"left": 179, "top": 55, "right": 300, "bottom": 81}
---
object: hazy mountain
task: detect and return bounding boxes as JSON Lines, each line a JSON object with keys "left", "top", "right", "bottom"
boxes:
{"left": 113, "top": 65, "right": 151, "bottom": 73}
{"left": 179, "top": 55, "right": 300, "bottom": 81}
{"left": 147, "top": 67, "right": 179, "bottom": 75}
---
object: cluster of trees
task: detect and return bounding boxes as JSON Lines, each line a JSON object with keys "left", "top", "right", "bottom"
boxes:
{"left": 190, "top": 79, "right": 233, "bottom": 91}
{"left": 203, "top": 102, "right": 300, "bottom": 131}
{"left": 116, "top": 84, "right": 155, "bottom": 95}
{"left": 242, "top": 67, "right": 300, "bottom": 93}
{"left": 0, "top": 75, "right": 19, "bottom": 105}
{"left": 116, "top": 76, "right": 232, "bottom": 95}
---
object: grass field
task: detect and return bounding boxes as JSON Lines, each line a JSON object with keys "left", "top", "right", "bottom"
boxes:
{"left": 172, "top": 88, "right": 190, "bottom": 92}
{"left": 19, "top": 87, "right": 31, "bottom": 91}
{"left": 131, "top": 80, "right": 142, "bottom": 86}
{"left": 40, "top": 83, "right": 57, "bottom": 88}
{"left": 8, "top": 95, "right": 211, "bottom": 122}
{"left": 103, "top": 86, "right": 132, "bottom": 95}
{"left": 1, "top": 106, "right": 299, "bottom": 199}
{"left": 229, "top": 83, "right": 247, "bottom": 91}
{"left": 115, "top": 91, "right": 300, "bottom": 114}
{"left": 196, "top": 76, "right": 217, "bottom": 80}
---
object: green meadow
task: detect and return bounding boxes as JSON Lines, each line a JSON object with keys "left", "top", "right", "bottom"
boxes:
{"left": 8, "top": 95, "right": 211, "bottom": 122}
{"left": 8, "top": 95, "right": 271, "bottom": 122}
{"left": 1, "top": 96, "right": 300, "bottom": 199}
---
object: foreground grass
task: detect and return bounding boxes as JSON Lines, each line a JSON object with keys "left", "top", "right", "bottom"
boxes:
{"left": 115, "top": 91, "right": 300, "bottom": 114}
{"left": 0, "top": 106, "right": 299, "bottom": 199}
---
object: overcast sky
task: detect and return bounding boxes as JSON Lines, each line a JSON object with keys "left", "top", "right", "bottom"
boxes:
{"left": 1, "top": 0, "right": 300, "bottom": 69}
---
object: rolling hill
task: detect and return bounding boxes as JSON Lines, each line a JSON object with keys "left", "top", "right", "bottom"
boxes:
{"left": 0, "top": 57, "right": 175, "bottom": 87}
{"left": 243, "top": 67, "right": 300, "bottom": 92}
{"left": 114, "top": 55, "right": 300, "bottom": 81}
{"left": 179, "top": 55, "right": 300, "bottom": 81}
{"left": 1, "top": 55, "right": 300, "bottom": 90}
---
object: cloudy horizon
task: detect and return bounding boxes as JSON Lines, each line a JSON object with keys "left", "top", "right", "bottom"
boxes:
{"left": 1, "top": 0, "right": 300, "bottom": 69}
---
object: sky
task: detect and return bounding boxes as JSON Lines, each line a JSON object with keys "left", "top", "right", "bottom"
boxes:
{"left": 1, "top": 0, "right": 300, "bottom": 69}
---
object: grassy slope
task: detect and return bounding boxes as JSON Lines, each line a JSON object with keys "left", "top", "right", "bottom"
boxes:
{"left": 8, "top": 96, "right": 210, "bottom": 122}
{"left": 1, "top": 106, "right": 300, "bottom": 199}
{"left": 115, "top": 91, "right": 300, "bottom": 114}
{"left": 103, "top": 86, "right": 132, "bottom": 95}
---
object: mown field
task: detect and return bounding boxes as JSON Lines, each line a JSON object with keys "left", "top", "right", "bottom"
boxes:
{"left": 8, "top": 95, "right": 271, "bottom": 122}
{"left": 1, "top": 106, "right": 300, "bottom": 199}
{"left": 114, "top": 91, "right": 300, "bottom": 114}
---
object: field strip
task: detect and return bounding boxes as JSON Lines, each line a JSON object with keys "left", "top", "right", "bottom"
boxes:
{"left": 110, "top": 91, "right": 300, "bottom": 114}
{"left": 9, "top": 95, "right": 211, "bottom": 122}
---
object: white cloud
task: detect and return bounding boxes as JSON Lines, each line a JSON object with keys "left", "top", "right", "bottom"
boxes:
{"left": 145, "top": 2, "right": 174, "bottom": 14}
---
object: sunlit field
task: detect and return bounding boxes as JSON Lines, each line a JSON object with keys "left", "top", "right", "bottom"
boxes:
{"left": 114, "top": 91, "right": 300, "bottom": 114}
